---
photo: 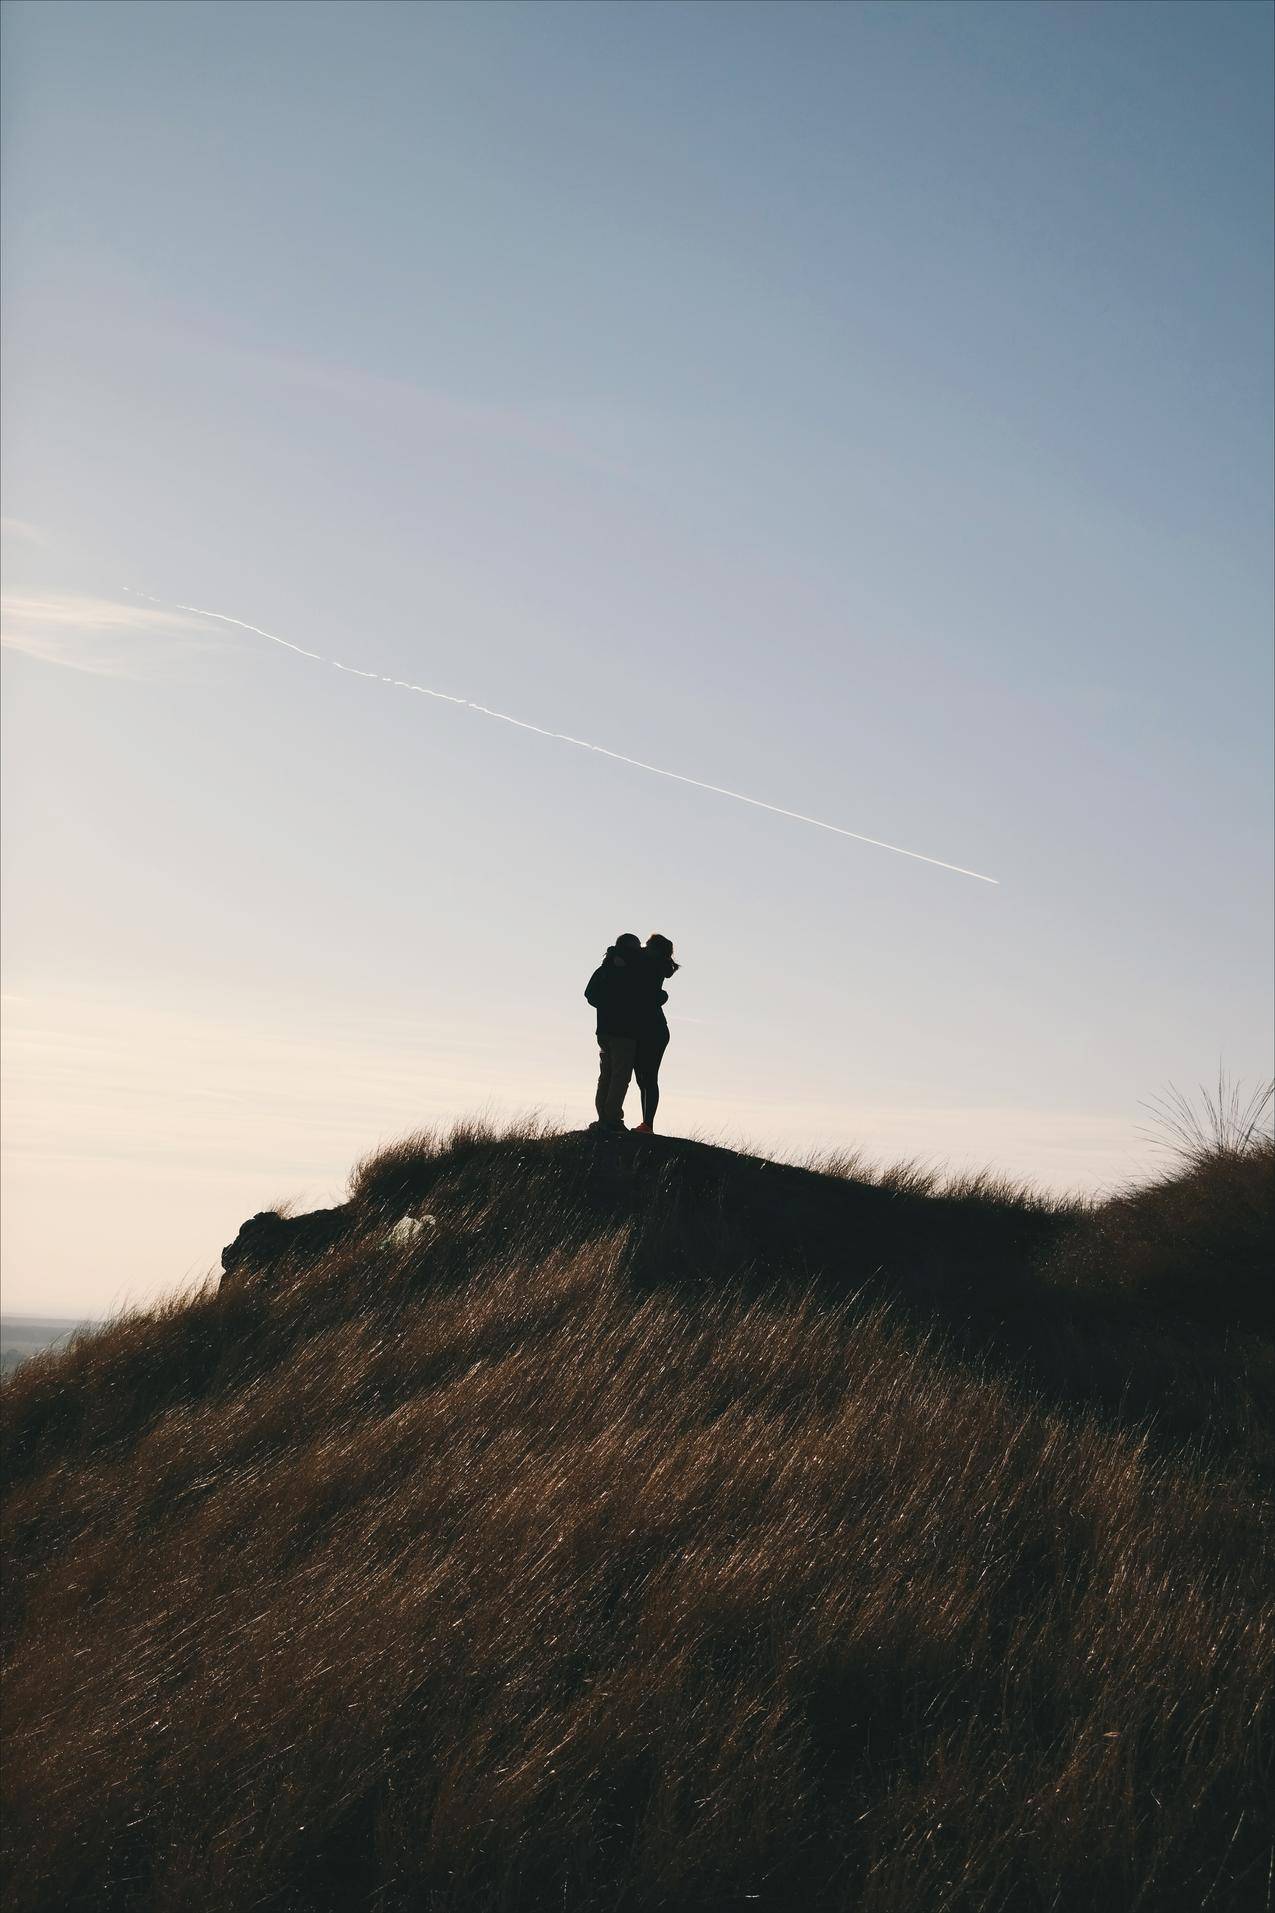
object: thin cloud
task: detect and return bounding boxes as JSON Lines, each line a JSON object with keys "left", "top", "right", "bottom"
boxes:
{"left": 0, "top": 594, "right": 218, "bottom": 678}
{"left": 0, "top": 519, "right": 50, "bottom": 548}
{"left": 129, "top": 588, "right": 1000, "bottom": 884}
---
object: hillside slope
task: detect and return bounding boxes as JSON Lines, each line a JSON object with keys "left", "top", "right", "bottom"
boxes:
{"left": 3, "top": 1126, "right": 1273, "bottom": 1913}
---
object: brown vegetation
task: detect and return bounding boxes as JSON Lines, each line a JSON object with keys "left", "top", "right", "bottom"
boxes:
{"left": 2, "top": 1122, "right": 1273, "bottom": 1912}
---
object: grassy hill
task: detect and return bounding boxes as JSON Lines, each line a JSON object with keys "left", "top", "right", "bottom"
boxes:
{"left": 3, "top": 1122, "right": 1272, "bottom": 1913}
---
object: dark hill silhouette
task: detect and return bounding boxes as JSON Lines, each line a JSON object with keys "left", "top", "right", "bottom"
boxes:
{"left": 217, "top": 1126, "right": 1272, "bottom": 1477}
{"left": 2, "top": 1122, "right": 1272, "bottom": 1912}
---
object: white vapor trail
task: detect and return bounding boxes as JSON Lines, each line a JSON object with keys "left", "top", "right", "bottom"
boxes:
{"left": 124, "top": 589, "right": 999, "bottom": 885}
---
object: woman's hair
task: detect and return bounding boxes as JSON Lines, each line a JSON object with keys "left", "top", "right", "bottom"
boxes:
{"left": 646, "top": 933, "right": 679, "bottom": 976}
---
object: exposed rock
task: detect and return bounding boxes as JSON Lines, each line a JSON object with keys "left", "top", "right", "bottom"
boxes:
{"left": 220, "top": 1205, "right": 357, "bottom": 1285}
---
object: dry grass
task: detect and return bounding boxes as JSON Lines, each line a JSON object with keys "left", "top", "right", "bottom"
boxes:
{"left": 2, "top": 1123, "right": 1273, "bottom": 1912}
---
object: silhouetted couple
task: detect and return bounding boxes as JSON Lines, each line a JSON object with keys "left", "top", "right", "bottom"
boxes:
{"left": 585, "top": 933, "right": 679, "bottom": 1133}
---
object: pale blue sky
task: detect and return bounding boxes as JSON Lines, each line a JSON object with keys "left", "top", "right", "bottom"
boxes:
{"left": 2, "top": 0, "right": 1271, "bottom": 1313}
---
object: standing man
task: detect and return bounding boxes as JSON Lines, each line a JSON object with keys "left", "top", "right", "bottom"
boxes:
{"left": 585, "top": 934, "right": 645, "bottom": 1130}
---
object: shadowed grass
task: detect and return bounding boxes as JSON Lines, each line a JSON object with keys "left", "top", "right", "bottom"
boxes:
{"left": 2, "top": 1121, "right": 1272, "bottom": 1912}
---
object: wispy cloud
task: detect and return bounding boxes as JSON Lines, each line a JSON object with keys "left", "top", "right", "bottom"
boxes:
{"left": 0, "top": 518, "right": 51, "bottom": 548}
{"left": 0, "top": 594, "right": 217, "bottom": 678}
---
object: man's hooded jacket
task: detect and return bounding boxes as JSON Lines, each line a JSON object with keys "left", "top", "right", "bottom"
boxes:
{"left": 585, "top": 949, "right": 666, "bottom": 1039}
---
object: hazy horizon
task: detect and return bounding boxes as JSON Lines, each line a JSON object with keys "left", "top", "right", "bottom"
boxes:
{"left": 3, "top": 0, "right": 1272, "bottom": 1315}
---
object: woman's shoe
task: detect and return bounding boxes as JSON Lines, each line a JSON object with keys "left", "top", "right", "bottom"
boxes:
{"left": 633, "top": 1122, "right": 653, "bottom": 1134}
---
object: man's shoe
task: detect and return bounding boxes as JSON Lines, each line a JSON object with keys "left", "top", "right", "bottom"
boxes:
{"left": 633, "top": 1122, "right": 653, "bottom": 1134}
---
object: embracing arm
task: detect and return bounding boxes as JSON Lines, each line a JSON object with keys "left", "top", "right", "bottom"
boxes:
{"left": 585, "top": 965, "right": 609, "bottom": 1006}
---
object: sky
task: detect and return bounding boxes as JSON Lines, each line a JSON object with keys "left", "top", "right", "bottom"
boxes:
{"left": 2, "top": 0, "right": 1271, "bottom": 1317}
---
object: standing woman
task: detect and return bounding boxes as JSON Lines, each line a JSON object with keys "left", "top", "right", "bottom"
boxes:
{"left": 633, "top": 934, "right": 679, "bottom": 1134}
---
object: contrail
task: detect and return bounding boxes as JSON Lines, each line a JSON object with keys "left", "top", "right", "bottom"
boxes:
{"left": 124, "top": 589, "right": 999, "bottom": 884}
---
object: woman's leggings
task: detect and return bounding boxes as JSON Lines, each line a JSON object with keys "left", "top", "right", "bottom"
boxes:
{"left": 634, "top": 1030, "right": 670, "bottom": 1128}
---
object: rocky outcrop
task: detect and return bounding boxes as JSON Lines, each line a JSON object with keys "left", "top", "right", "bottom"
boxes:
{"left": 220, "top": 1205, "right": 357, "bottom": 1285}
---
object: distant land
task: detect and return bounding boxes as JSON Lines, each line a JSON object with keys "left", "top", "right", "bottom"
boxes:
{"left": 0, "top": 1316, "right": 91, "bottom": 1376}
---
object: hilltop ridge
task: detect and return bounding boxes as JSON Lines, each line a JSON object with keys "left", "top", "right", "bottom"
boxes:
{"left": 3, "top": 1123, "right": 1273, "bottom": 1912}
